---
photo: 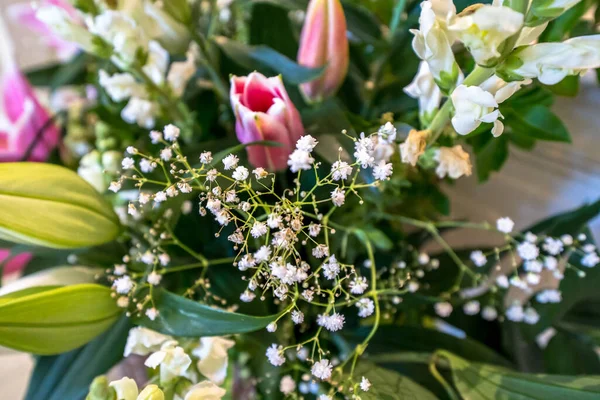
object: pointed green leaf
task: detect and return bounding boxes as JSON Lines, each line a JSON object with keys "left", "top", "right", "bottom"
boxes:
{"left": 352, "top": 362, "right": 437, "bottom": 400}
{"left": 132, "top": 288, "right": 281, "bottom": 337}
{"left": 0, "top": 163, "right": 121, "bottom": 249}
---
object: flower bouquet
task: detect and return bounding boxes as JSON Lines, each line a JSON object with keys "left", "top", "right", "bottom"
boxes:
{"left": 1, "top": 0, "right": 600, "bottom": 399}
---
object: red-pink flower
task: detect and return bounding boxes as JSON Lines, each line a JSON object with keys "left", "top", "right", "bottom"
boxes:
{"left": 0, "top": 15, "right": 60, "bottom": 162}
{"left": 298, "top": 0, "right": 349, "bottom": 102}
{"left": 8, "top": 0, "right": 80, "bottom": 61}
{"left": 0, "top": 250, "right": 32, "bottom": 277}
{"left": 230, "top": 72, "right": 304, "bottom": 171}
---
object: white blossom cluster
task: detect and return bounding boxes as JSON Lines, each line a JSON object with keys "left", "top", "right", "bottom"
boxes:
{"left": 435, "top": 217, "right": 600, "bottom": 325}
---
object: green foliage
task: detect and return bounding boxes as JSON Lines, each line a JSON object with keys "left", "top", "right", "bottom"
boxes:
{"left": 439, "top": 351, "right": 600, "bottom": 400}
{"left": 131, "top": 288, "right": 281, "bottom": 337}
{"left": 353, "top": 362, "right": 438, "bottom": 399}
{"left": 25, "top": 317, "right": 130, "bottom": 400}
{"left": 0, "top": 284, "right": 122, "bottom": 354}
{"left": 0, "top": 163, "right": 121, "bottom": 249}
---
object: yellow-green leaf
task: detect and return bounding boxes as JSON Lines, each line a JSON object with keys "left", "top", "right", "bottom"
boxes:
{"left": 0, "top": 163, "right": 121, "bottom": 249}
{"left": 0, "top": 284, "right": 121, "bottom": 355}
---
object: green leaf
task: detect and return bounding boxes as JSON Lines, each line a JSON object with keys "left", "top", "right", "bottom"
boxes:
{"left": 0, "top": 163, "right": 121, "bottom": 249}
{"left": 215, "top": 37, "right": 324, "bottom": 85}
{"left": 341, "top": 2, "right": 384, "bottom": 45}
{"left": 544, "top": 75, "right": 580, "bottom": 97}
{"left": 503, "top": 105, "right": 571, "bottom": 143}
{"left": 543, "top": 329, "right": 600, "bottom": 375}
{"left": 352, "top": 362, "right": 437, "bottom": 400}
{"left": 471, "top": 134, "right": 509, "bottom": 182}
{"left": 439, "top": 350, "right": 600, "bottom": 400}
{"left": 24, "top": 316, "right": 130, "bottom": 400}
{"left": 25, "top": 53, "right": 89, "bottom": 89}
{"left": 249, "top": 2, "right": 297, "bottom": 59}
{"left": 0, "top": 284, "right": 122, "bottom": 354}
{"left": 132, "top": 288, "right": 280, "bottom": 337}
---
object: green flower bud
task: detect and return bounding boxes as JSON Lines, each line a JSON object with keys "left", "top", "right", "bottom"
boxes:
{"left": 86, "top": 376, "right": 117, "bottom": 400}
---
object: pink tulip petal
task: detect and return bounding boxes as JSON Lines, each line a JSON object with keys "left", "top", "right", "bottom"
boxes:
{"left": 242, "top": 72, "right": 276, "bottom": 113}
{"left": 0, "top": 249, "right": 32, "bottom": 276}
{"left": 253, "top": 113, "right": 295, "bottom": 171}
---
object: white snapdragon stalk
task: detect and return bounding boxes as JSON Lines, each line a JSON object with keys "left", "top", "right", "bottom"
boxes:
{"left": 499, "top": 35, "right": 600, "bottom": 85}
{"left": 192, "top": 336, "right": 235, "bottom": 385}
{"left": 404, "top": 62, "right": 443, "bottom": 124}
{"left": 145, "top": 340, "right": 193, "bottom": 383}
{"left": 184, "top": 381, "right": 227, "bottom": 400}
{"left": 35, "top": 6, "right": 96, "bottom": 54}
{"left": 479, "top": 75, "right": 532, "bottom": 104}
{"left": 449, "top": 4, "right": 524, "bottom": 66}
{"left": 450, "top": 85, "right": 504, "bottom": 136}
{"left": 124, "top": 327, "right": 172, "bottom": 357}
{"left": 410, "top": 1, "right": 461, "bottom": 92}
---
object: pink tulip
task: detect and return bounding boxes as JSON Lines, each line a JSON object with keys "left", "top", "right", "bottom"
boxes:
{"left": 0, "top": 14, "right": 60, "bottom": 162}
{"left": 230, "top": 72, "right": 305, "bottom": 171}
{"left": 0, "top": 249, "right": 32, "bottom": 277}
{"left": 8, "top": 0, "right": 79, "bottom": 61}
{"left": 297, "top": 0, "right": 349, "bottom": 102}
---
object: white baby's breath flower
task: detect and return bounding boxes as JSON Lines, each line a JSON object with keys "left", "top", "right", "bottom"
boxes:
{"left": 470, "top": 250, "right": 487, "bottom": 267}
{"left": 280, "top": 375, "right": 296, "bottom": 395}
{"left": 296, "top": 135, "right": 318, "bottom": 152}
{"left": 517, "top": 242, "right": 539, "bottom": 261}
{"left": 356, "top": 298, "right": 375, "bottom": 318}
{"left": 232, "top": 166, "right": 249, "bottom": 181}
{"left": 331, "top": 161, "right": 353, "bottom": 181}
{"left": 482, "top": 306, "right": 498, "bottom": 321}
{"left": 360, "top": 377, "right": 371, "bottom": 392}
{"left": 373, "top": 160, "right": 393, "bottom": 181}
{"left": 147, "top": 271, "right": 162, "bottom": 285}
{"left": 311, "top": 359, "right": 333, "bottom": 380}
{"left": 145, "top": 307, "right": 159, "bottom": 321}
{"left": 114, "top": 275, "right": 134, "bottom": 294}
{"left": 122, "top": 157, "right": 135, "bottom": 170}
{"left": 266, "top": 344, "right": 285, "bottom": 366}
{"left": 222, "top": 154, "right": 239, "bottom": 170}
{"left": 463, "top": 300, "right": 480, "bottom": 315}
{"left": 253, "top": 167, "right": 268, "bottom": 179}
{"left": 349, "top": 276, "right": 369, "bottom": 294}
{"left": 291, "top": 310, "right": 304, "bottom": 324}
{"left": 330, "top": 187, "right": 346, "bottom": 207}
{"left": 251, "top": 221, "right": 268, "bottom": 238}
{"left": 163, "top": 124, "right": 180, "bottom": 141}
{"left": 496, "top": 217, "right": 514, "bottom": 233}
{"left": 435, "top": 302, "right": 453, "bottom": 317}
{"left": 200, "top": 151, "right": 213, "bottom": 164}
{"left": 288, "top": 149, "right": 314, "bottom": 172}
{"left": 109, "top": 181, "right": 122, "bottom": 193}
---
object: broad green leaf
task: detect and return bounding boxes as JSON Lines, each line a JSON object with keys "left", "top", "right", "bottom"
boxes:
{"left": 215, "top": 37, "right": 324, "bottom": 84}
{"left": 249, "top": 2, "right": 297, "bottom": 59}
{"left": 352, "top": 362, "right": 437, "bottom": 400}
{"left": 503, "top": 105, "right": 571, "bottom": 143}
{"left": 132, "top": 288, "right": 280, "bottom": 337}
{"left": 0, "top": 284, "right": 121, "bottom": 354}
{"left": 0, "top": 163, "right": 121, "bottom": 249}
{"left": 543, "top": 329, "right": 600, "bottom": 375}
{"left": 350, "top": 326, "right": 511, "bottom": 367}
{"left": 439, "top": 350, "right": 600, "bottom": 399}
{"left": 24, "top": 316, "right": 130, "bottom": 400}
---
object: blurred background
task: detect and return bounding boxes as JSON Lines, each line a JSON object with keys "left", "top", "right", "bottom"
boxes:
{"left": 1, "top": 0, "right": 599, "bottom": 397}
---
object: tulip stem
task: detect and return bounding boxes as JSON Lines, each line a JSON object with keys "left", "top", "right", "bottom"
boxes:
{"left": 427, "top": 66, "right": 494, "bottom": 146}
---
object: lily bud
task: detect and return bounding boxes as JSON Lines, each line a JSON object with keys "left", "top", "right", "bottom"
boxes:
{"left": 297, "top": 0, "right": 349, "bottom": 102}
{"left": 498, "top": 35, "right": 600, "bottom": 85}
{"left": 230, "top": 72, "right": 305, "bottom": 171}
{"left": 0, "top": 14, "right": 60, "bottom": 162}
{"left": 410, "top": 1, "right": 461, "bottom": 92}
{"left": 109, "top": 377, "right": 138, "bottom": 400}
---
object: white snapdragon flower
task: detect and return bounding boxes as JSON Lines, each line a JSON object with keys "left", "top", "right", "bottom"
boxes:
{"left": 434, "top": 145, "right": 472, "bottom": 179}
{"left": 451, "top": 85, "right": 503, "bottom": 136}
{"left": 145, "top": 340, "right": 192, "bottom": 383}
{"left": 78, "top": 151, "right": 106, "bottom": 192}
{"left": 35, "top": 6, "right": 95, "bottom": 53}
{"left": 410, "top": 1, "right": 460, "bottom": 91}
{"left": 98, "top": 70, "right": 146, "bottom": 102}
{"left": 122, "top": 98, "right": 158, "bottom": 129}
{"left": 404, "top": 62, "right": 443, "bottom": 122}
{"left": 192, "top": 337, "right": 235, "bottom": 385}
{"left": 184, "top": 381, "right": 227, "bottom": 400}
{"left": 449, "top": 5, "right": 523, "bottom": 66}
{"left": 142, "top": 40, "right": 169, "bottom": 86}
{"left": 124, "top": 327, "right": 172, "bottom": 357}
{"left": 502, "top": 35, "right": 600, "bottom": 85}
{"left": 479, "top": 75, "right": 532, "bottom": 104}
{"left": 167, "top": 48, "right": 197, "bottom": 96}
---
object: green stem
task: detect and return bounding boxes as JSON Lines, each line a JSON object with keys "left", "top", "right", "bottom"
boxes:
{"left": 190, "top": 31, "right": 229, "bottom": 102}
